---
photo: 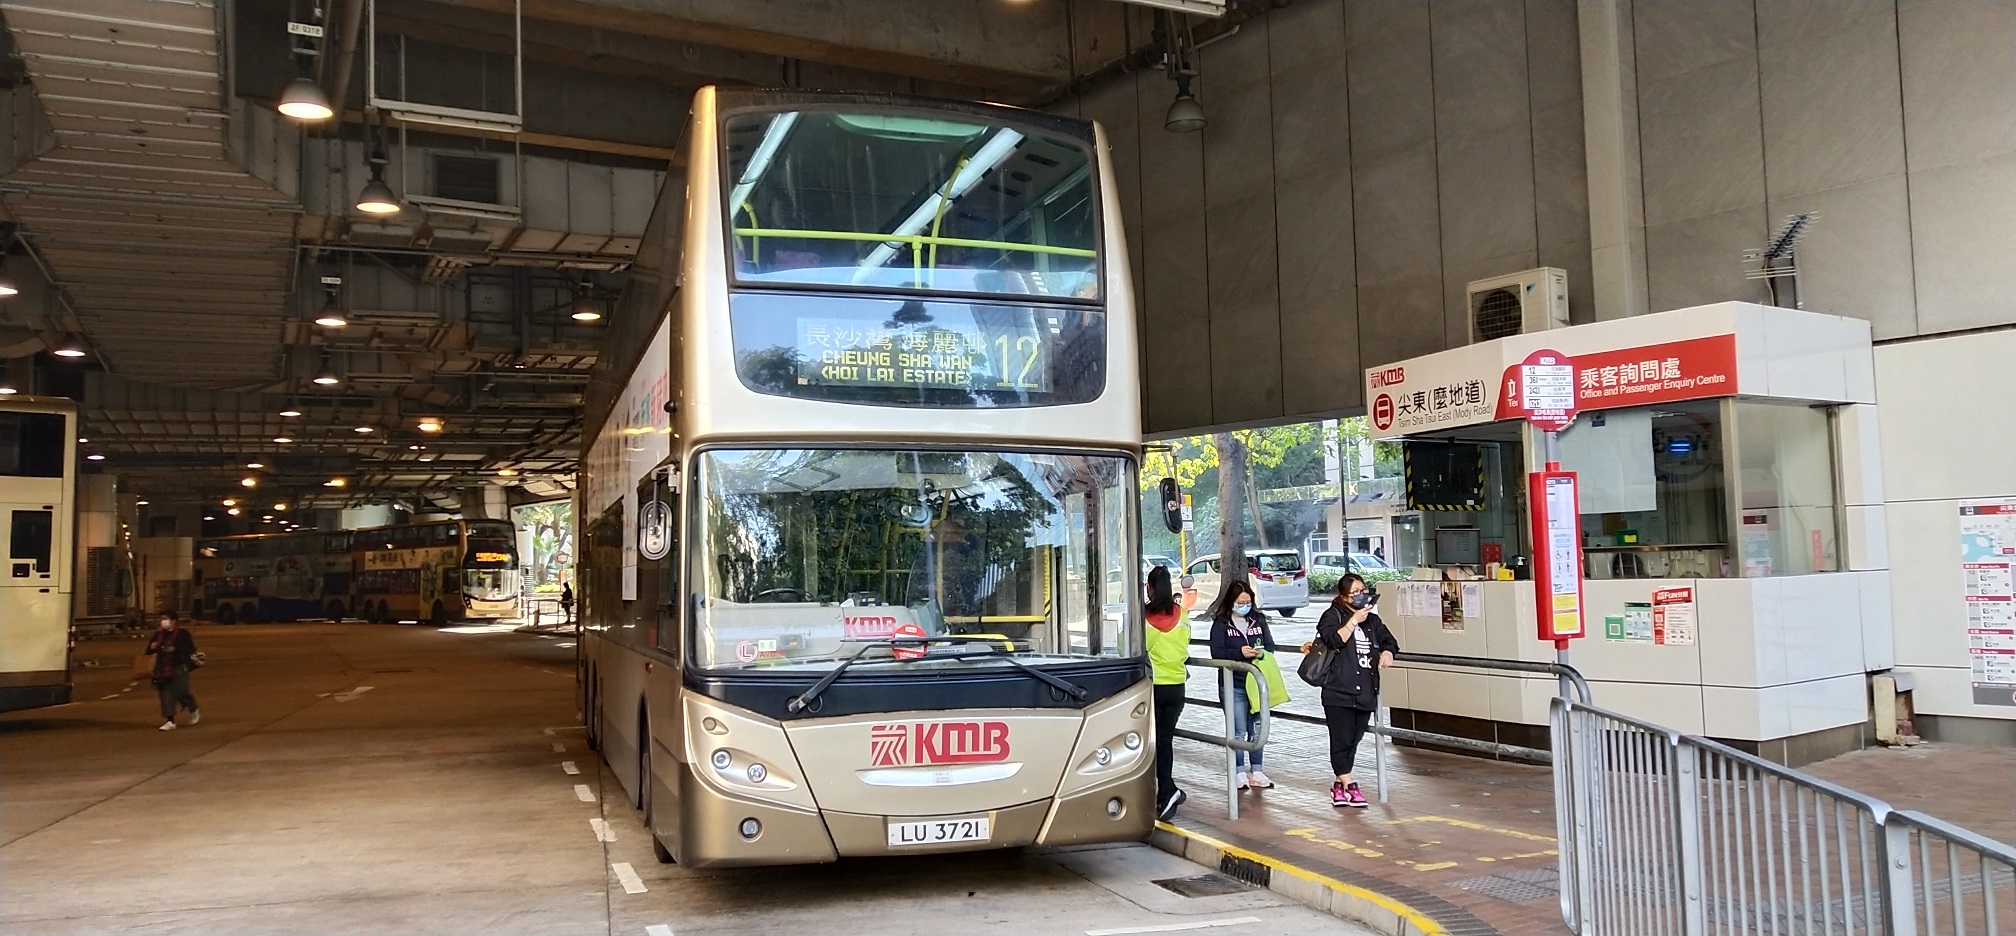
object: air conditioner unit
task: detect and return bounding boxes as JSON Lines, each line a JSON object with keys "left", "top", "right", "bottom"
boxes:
{"left": 1466, "top": 267, "right": 1569, "bottom": 343}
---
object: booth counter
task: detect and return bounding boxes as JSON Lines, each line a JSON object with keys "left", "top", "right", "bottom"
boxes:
{"left": 1363, "top": 302, "right": 1888, "bottom": 764}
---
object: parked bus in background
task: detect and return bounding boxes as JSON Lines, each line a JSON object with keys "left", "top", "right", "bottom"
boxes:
{"left": 351, "top": 519, "right": 520, "bottom": 625}
{"left": 0, "top": 395, "right": 77, "bottom": 713}
{"left": 577, "top": 87, "right": 1148, "bottom": 867}
{"left": 192, "top": 531, "right": 354, "bottom": 623}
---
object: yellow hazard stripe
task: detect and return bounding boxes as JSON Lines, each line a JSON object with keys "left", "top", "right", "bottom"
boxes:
{"left": 1154, "top": 822, "right": 1451, "bottom": 936}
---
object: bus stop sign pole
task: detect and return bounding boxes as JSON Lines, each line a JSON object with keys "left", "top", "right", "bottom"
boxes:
{"left": 1509, "top": 349, "right": 1586, "bottom": 696}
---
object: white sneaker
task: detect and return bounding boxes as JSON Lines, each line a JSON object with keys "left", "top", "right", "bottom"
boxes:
{"left": 1236, "top": 771, "right": 1249, "bottom": 791}
{"left": 158, "top": 721, "right": 176, "bottom": 731}
{"left": 1247, "top": 770, "right": 1275, "bottom": 789}
{"left": 188, "top": 710, "right": 201, "bottom": 726}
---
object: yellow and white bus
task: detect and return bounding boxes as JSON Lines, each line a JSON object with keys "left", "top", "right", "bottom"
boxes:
{"left": 0, "top": 396, "right": 76, "bottom": 713}
{"left": 577, "top": 87, "right": 1148, "bottom": 867}
{"left": 350, "top": 519, "right": 521, "bottom": 625}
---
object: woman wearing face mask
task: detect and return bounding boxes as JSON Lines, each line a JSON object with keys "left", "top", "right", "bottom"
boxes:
{"left": 1207, "top": 579, "right": 1277, "bottom": 790}
{"left": 1306, "top": 573, "right": 1398, "bottom": 807}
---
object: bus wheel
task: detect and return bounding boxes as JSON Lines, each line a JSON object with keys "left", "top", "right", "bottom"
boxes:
{"left": 326, "top": 601, "right": 346, "bottom": 622}
{"left": 642, "top": 713, "right": 675, "bottom": 864}
{"left": 216, "top": 604, "right": 236, "bottom": 625}
{"left": 430, "top": 601, "right": 448, "bottom": 627}
{"left": 584, "top": 675, "right": 601, "bottom": 752}
{"left": 1278, "top": 607, "right": 1297, "bottom": 618}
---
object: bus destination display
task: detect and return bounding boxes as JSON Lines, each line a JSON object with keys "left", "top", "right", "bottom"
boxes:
{"left": 796, "top": 317, "right": 1051, "bottom": 393}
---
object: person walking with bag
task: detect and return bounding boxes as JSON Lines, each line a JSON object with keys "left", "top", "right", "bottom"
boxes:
{"left": 146, "top": 612, "right": 202, "bottom": 731}
{"left": 1144, "top": 566, "right": 1191, "bottom": 820}
{"left": 1306, "top": 573, "right": 1397, "bottom": 807}
{"left": 1208, "top": 580, "right": 1277, "bottom": 790}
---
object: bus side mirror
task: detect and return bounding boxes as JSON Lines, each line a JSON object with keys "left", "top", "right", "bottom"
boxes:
{"left": 1158, "top": 477, "right": 1182, "bottom": 534}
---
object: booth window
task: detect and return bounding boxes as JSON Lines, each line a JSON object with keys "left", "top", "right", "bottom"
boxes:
{"left": 1562, "top": 400, "right": 1729, "bottom": 578}
{"left": 1731, "top": 402, "right": 1839, "bottom": 576}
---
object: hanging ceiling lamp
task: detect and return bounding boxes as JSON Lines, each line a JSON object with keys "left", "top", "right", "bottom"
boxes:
{"left": 356, "top": 141, "right": 401, "bottom": 215}
{"left": 276, "top": 4, "right": 333, "bottom": 121}
{"left": 1161, "top": 12, "right": 1206, "bottom": 134}
{"left": 52, "top": 336, "right": 87, "bottom": 359}
{"left": 1165, "top": 74, "right": 1206, "bottom": 133}
{"left": 570, "top": 277, "right": 603, "bottom": 322}
{"left": 314, "top": 287, "right": 347, "bottom": 328}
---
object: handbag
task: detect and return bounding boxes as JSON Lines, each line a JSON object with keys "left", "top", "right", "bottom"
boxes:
{"left": 188, "top": 651, "right": 207, "bottom": 670}
{"left": 1296, "top": 640, "right": 1335, "bottom": 686}
{"left": 1245, "top": 649, "right": 1290, "bottom": 713}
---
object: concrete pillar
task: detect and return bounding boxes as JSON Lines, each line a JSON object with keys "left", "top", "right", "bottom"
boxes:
{"left": 1578, "top": 0, "right": 1649, "bottom": 321}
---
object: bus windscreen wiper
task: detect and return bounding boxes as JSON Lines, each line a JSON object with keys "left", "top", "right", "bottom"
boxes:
{"left": 787, "top": 641, "right": 877, "bottom": 713}
{"left": 967, "top": 650, "right": 1089, "bottom": 701}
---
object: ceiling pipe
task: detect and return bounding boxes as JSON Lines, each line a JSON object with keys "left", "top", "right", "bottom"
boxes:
{"left": 324, "top": 0, "right": 367, "bottom": 130}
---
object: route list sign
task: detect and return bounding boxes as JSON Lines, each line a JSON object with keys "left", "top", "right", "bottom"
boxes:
{"left": 1510, "top": 348, "right": 1577, "bottom": 431}
{"left": 1962, "top": 497, "right": 2016, "bottom": 706}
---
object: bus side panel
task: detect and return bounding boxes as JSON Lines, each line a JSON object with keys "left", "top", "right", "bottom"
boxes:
{"left": 594, "top": 634, "right": 654, "bottom": 809}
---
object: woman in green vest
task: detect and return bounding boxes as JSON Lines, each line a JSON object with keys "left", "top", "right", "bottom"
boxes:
{"left": 1144, "top": 565, "right": 1190, "bottom": 820}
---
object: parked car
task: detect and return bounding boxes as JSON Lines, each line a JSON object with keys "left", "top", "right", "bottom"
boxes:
{"left": 1311, "top": 551, "right": 1394, "bottom": 572}
{"left": 1184, "top": 549, "right": 1309, "bottom": 617}
{"left": 1142, "top": 554, "right": 1181, "bottom": 579}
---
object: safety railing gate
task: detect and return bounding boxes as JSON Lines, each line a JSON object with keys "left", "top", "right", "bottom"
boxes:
{"left": 1554, "top": 698, "right": 2016, "bottom": 935}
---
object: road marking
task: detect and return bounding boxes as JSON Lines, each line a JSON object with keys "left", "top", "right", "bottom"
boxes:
{"left": 591, "top": 818, "right": 618, "bottom": 842}
{"left": 552, "top": 741, "right": 567, "bottom": 753}
{"left": 99, "top": 694, "right": 120, "bottom": 700}
{"left": 330, "top": 685, "right": 374, "bottom": 702}
{"left": 543, "top": 727, "right": 556, "bottom": 735}
{"left": 612, "top": 861, "right": 647, "bottom": 894}
{"left": 1084, "top": 917, "right": 1262, "bottom": 936}
{"left": 645, "top": 925, "right": 674, "bottom": 936}
{"left": 562, "top": 760, "right": 581, "bottom": 775}
{"left": 574, "top": 784, "right": 597, "bottom": 802}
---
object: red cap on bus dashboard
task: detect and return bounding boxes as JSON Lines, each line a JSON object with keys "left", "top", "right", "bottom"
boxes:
{"left": 890, "top": 622, "right": 928, "bottom": 660}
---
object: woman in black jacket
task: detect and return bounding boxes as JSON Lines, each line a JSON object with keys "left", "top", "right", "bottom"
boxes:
{"left": 1307, "top": 573, "right": 1397, "bottom": 807}
{"left": 146, "top": 612, "right": 201, "bottom": 731}
{"left": 1207, "top": 579, "right": 1277, "bottom": 790}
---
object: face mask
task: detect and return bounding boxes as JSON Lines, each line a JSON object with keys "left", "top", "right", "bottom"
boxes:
{"left": 1347, "top": 593, "right": 1372, "bottom": 610}
{"left": 1232, "top": 602, "right": 1253, "bottom": 616}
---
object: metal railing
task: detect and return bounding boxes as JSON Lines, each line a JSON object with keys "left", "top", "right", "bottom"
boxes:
{"left": 1176, "top": 657, "right": 1269, "bottom": 820}
{"left": 1553, "top": 697, "right": 2016, "bottom": 935}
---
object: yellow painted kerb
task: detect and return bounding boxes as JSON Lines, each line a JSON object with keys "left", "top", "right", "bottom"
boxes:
{"left": 1156, "top": 821, "right": 1451, "bottom": 936}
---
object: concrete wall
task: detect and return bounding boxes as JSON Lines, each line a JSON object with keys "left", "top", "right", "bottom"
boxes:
{"left": 1877, "top": 329, "right": 2016, "bottom": 731}
{"left": 1056, "top": 0, "right": 2015, "bottom": 436}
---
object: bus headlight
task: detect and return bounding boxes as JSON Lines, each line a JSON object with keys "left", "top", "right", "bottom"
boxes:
{"left": 711, "top": 749, "right": 732, "bottom": 770}
{"left": 1123, "top": 732, "right": 1142, "bottom": 751}
{"left": 746, "top": 763, "right": 767, "bottom": 783}
{"left": 1094, "top": 746, "right": 1112, "bottom": 766}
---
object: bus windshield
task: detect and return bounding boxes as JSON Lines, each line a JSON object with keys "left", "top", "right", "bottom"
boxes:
{"left": 690, "top": 448, "right": 1137, "bottom": 671}
{"left": 721, "top": 108, "right": 1100, "bottom": 299}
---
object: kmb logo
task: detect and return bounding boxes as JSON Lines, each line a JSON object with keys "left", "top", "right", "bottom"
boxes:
{"left": 1370, "top": 366, "right": 1406, "bottom": 388}
{"left": 869, "top": 721, "right": 1011, "bottom": 767}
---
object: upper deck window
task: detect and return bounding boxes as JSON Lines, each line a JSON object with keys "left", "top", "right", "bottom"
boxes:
{"left": 721, "top": 108, "right": 1100, "bottom": 300}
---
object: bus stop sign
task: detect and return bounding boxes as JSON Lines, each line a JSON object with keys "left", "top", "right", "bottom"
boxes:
{"left": 1507, "top": 348, "right": 1578, "bottom": 432}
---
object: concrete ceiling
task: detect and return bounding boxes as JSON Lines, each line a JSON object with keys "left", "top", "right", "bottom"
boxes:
{"left": 0, "top": 0, "right": 1230, "bottom": 521}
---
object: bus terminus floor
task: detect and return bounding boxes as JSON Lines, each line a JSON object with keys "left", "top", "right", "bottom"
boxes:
{"left": 576, "top": 87, "right": 1150, "bottom": 867}
{"left": 1, "top": 396, "right": 77, "bottom": 713}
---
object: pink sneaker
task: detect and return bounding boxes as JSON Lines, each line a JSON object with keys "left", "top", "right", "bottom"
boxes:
{"left": 1330, "top": 782, "right": 1349, "bottom": 808}
{"left": 1345, "top": 782, "right": 1369, "bottom": 808}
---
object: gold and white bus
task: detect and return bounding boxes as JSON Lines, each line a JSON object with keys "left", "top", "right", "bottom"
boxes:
{"left": 351, "top": 519, "right": 521, "bottom": 625}
{"left": 577, "top": 88, "right": 1149, "bottom": 867}
{"left": 0, "top": 395, "right": 76, "bottom": 713}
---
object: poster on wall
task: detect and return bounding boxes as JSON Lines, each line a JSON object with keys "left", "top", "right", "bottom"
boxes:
{"left": 1652, "top": 587, "right": 1696, "bottom": 646}
{"left": 1440, "top": 582, "right": 1464, "bottom": 632}
{"left": 1961, "top": 497, "right": 2016, "bottom": 706}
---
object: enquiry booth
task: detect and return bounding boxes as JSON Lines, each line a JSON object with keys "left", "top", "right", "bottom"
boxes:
{"left": 1365, "top": 301, "right": 1889, "bottom": 764}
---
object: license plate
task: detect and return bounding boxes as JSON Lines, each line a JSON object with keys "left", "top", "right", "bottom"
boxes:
{"left": 887, "top": 817, "right": 990, "bottom": 847}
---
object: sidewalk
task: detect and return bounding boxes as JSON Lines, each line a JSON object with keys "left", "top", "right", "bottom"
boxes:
{"left": 1159, "top": 706, "right": 2015, "bottom": 936}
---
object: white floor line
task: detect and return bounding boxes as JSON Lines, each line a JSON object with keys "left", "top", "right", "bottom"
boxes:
{"left": 644, "top": 924, "right": 674, "bottom": 936}
{"left": 574, "top": 784, "right": 597, "bottom": 802}
{"left": 543, "top": 727, "right": 556, "bottom": 735}
{"left": 1084, "top": 917, "right": 1264, "bottom": 936}
{"left": 590, "top": 818, "right": 618, "bottom": 842}
{"left": 330, "top": 685, "right": 374, "bottom": 702}
{"left": 562, "top": 760, "right": 581, "bottom": 775}
{"left": 611, "top": 861, "right": 647, "bottom": 894}
{"left": 552, "top": 741, "right": 567, "bottom": 753}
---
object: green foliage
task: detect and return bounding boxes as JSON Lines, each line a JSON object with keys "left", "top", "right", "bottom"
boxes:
{"left": 1307, "top": 567, "right": 1411, "bottom": 595}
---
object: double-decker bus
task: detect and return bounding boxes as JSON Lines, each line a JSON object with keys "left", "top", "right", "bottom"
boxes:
{"left": 351, "top": 519, "right": 520, "bottom": 625}
{"left": 193, "top": 531, "right": 355, "bottom": 623}
{"left": 577, "top": 87, "right": 1147, "bottom": 867}
{"left": 0, "top": 396, "right": 76, "bottom": 713}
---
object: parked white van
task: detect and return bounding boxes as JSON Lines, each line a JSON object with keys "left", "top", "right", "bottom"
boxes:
{"left": 1183, "top": 549, "right": 1310, "bottom": 617}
